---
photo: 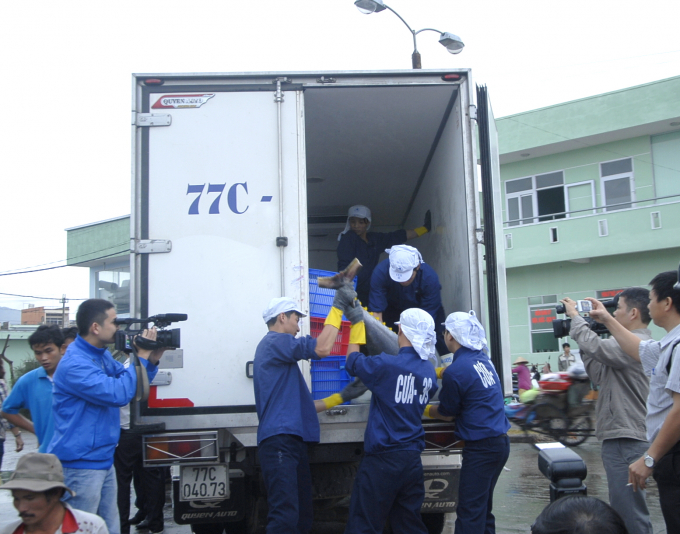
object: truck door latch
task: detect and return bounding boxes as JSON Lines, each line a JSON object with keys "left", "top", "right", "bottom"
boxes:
{"left": 326, "top": 408, "right": 348, "bottom": 416}
{"left": 132, "top": 239, "right": 172, "bottom": 254}
{"left": 134, "top": 113, "right": 172, "bottom": 127}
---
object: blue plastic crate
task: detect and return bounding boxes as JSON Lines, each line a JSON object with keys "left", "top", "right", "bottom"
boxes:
{"left": 311, "top": 356, "right": 351, "bottom": 403}
{"left": 309, "top": 269, "right": 358, "bottom": 318}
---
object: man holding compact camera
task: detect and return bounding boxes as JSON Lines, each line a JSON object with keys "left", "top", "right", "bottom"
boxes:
{"left": 561, "top": 290, "right": 653, "bottom": 534}
{"left": 47, "top": 299, "right": 166, "bottom": 534}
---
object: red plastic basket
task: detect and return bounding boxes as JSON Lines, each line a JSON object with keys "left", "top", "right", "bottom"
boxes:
{"left": 310, "top": 316, "right": 351, "bottom": 356}
{"left": 539, "top": 372, "right": 573, "bottom": 391}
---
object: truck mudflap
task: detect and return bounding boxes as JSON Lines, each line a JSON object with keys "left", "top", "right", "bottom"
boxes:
{"left": 173, "top": 476, "right": 246, "bottom": 525}
{"left": 421, "top": 462, "right": 461, "bottom": 514}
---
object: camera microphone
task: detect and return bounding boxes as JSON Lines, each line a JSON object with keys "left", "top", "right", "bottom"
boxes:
{"left": 152, "top": 313, "right": 188, "bottom": 322}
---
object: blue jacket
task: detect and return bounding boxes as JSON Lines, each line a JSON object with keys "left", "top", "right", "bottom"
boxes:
{"left": 337, "top": 229, "right": 407, "bottom": 305}
{"left": 346, "top": 347, "right": 438, "bottom": 454}
{"left": 438, "top": 346, "right": 510, "bottom": 441}
{"left": 2, "top": 367, "right": 54, "bottom": 452}
{"left": 368, "top": 260, "right": 445, "bottom": 323}
{"left": 254, "top": 332, "right": 320, "bottom": 445}
{"left": 47, "top": 335, "right": 158, "bottom": 469}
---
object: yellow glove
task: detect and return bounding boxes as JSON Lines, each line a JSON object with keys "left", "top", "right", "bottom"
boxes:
{"left": 435, "top": 367, "right": 446, "bottom": 379}
{"left": 414, "top": 226, "right": 428, "bottom": 237}
{"left": 321, "top": 393, "right": 344, "bottom": 410}
{"left": 423, "top": 404, "right": 435, "bottom": 418}
{"left": 324, "top": 307, "right": 343, "bottom": 330}
{"left": 349, "top": 322, "right": 366, "bottom": 345}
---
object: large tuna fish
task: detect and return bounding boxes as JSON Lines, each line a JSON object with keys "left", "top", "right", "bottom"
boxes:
{"left": 316, "top": 260, "right": 400, "bottom": 404}
{"left": 318, "top": 259, "right": 399, "bottom": 357}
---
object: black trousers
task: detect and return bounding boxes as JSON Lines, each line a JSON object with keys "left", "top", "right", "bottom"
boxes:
{"left": 653, "top": 440, "right": 680, "bottom": 533}
{"left": 114, "top": 430, "right": 165, "bottom": 534}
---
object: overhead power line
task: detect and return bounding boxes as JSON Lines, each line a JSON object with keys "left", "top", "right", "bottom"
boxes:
{"left": 0, "top": 242, "right": 129, "bottom": 275}
{"left": 0, "top": 292, "right": 89, "bottom": 301}
{"left": 0, "top": 250, "right": 129, "bottom": 277}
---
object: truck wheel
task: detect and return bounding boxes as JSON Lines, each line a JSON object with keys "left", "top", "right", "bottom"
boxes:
{"left": 190, "top": 524, "right": 224, "bottom": 534}
{"left": 421, "top": 512, "right": 446, "bottom": 534}
{"left": 310, "top": 462, "right": 359, "bottom": 500}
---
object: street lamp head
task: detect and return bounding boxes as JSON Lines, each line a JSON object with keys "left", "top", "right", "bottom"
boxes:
{"left": 438, "top": 32, "right": 464, "bottom": 54}
{"left": 354, "top": 0, "right": 386, "bottom": 15}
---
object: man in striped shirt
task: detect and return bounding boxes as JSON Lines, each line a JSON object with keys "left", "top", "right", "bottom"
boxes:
{"left": 589, "top": 270, "right": 680, "bottom": 533}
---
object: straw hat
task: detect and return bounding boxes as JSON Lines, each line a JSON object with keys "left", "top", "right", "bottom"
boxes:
{"left": 513, "top": 356, "right": 529, "bottom": 365}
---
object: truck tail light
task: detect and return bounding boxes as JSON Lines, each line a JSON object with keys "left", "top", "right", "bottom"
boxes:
{"left": 143, "top": 431, "right": 219, "bottom": 466}
{"left": 441, "top": 74, "right": 461, "bottom": 82}
{"left": 144, "top": 78, "right": 164, "bottom": 86}
{"left": 423, "top": 423, "right": 463, "bottom": 451}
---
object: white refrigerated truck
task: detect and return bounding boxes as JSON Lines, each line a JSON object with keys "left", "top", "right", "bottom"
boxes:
{"left": 130, "top": 69, "right": 511, "bottom": 534}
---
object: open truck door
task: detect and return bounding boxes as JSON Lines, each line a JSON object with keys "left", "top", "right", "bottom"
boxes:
{"left": 476, "top": 85, "right": 512, "bottom": 395}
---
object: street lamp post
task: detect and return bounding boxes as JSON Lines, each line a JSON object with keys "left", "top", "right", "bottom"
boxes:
{"left": 354, "top": 0, "right": 464, "bottom": 69}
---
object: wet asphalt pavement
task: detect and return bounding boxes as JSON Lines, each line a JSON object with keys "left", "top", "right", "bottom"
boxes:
{"left": 0, "top": 433, "right": 668, "bottom": 533}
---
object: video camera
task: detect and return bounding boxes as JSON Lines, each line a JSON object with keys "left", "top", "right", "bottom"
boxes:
{"left": 114, "top": 313, "right": 187, "bottom": 352}
{"left": 552, "top": 297, "right": 618, "bottom": 338}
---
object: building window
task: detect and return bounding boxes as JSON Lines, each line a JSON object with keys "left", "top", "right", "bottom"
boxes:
{"left": 506, "top": 171, "right": 566, "bottom": 226}
{"left": 565, "top": 181, "right": 596, "bottom": 218}
{"left": 600, "top": 158, "right": 634, "bottom": 211}
{"left": 95, "top": 266, "right": 130, "bottom": 314}
{"left": 528, "top": 295, "right": 559, "bottom": 352}
{"left": 650, "top": 130, "right": 680, "bottom": 202}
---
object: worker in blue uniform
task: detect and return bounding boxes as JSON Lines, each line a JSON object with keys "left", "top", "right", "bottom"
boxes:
{"left": 337, "top": 205, "right": 431, "bottom": 306}
{"left": 426, "top": 311, "right": 510, "bottom": 534}
{"left": 368, "top": 245, "right": 447, "bottom": 356}
{"left": 254, "top": 292, "right": 366, "bottom": 534}
{"left": 342, "top": 305, "right": 438, "bottom": 534}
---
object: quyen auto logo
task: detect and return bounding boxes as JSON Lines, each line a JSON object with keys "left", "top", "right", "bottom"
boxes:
{"left": 152, "top": 94, "right": 215, "bottom": 109}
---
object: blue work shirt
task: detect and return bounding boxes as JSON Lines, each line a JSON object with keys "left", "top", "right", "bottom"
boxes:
{"left": 254, "top": 331, "right": 320, "bottom": 445}
{"left": 368, "top": 260, "right": 444, "bottom": 322}
{"left": 346, "top": 347, "right": 438, "bottom": 454}
{"left": 438, "top": 346, "right": 510, "bottom": 441}
{"left": 337, "top": 229, "right": 407, "bottom": 305}
{"left": 2, "top": 367, "right": 54, "bottom": 452}
{"left": 48, "top": 335, "right": 158, "bottom": 469}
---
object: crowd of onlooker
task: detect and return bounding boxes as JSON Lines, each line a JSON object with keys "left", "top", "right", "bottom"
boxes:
{"left": 0, "top": 299, "right": 165, "bottom": 534}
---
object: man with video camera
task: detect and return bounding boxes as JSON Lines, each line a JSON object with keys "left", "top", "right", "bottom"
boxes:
{"left": 588, "top": 270, "right": 680, "bottom": 533}
{"left": 561, "top": 289, "right": 653, "bottom": 534}
{"left": 47, "top": 299, "right": 166, "bottom": 534}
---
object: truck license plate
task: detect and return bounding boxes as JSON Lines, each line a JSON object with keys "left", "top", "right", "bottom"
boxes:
{"left": 179, "top": 465, "right": 229, "bottom": 501}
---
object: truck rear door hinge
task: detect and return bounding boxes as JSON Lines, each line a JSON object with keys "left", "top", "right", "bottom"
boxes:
{"left": 134, "top": 113, "right": 172, "bottom": 127}
{"left": 469, "top": 105, "right": 477, "bottom": 121}
{"left": 133, "top": 239, "right": 172, "bottom": 254}
{"left": 476, "top": 228, "right": 484, "bottom": 245}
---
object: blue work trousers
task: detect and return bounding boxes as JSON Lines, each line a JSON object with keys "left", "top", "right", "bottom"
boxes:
{"left": 259, "top": 434, "right": 313, "bottom": 534}
{"left": 455, "top": 434, "right": 509, "bottom": 534}
{"left": 344, "top": 450, "right": 427, "bottom": 534}
{"left": 63, "top": 465, "right": 121, "bottom": 534}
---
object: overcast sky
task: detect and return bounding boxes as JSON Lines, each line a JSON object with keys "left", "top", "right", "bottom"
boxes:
{"left": 0, "top": 0, "right": 678, "bottom": 316}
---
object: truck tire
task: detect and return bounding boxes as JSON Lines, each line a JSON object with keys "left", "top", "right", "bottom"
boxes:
{"left": 190, "top": 521, "right": 248, "bottom": 534}
{"left": 421, "top": 512, "right": 446, "bottom": 534}
{"left": 310, "top": 462, "right": 359, "bottom": 500}
{"left": 190, "top": 524, "right": 224, "bottom": 534}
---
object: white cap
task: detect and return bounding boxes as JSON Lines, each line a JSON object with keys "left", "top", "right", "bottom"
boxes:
{"left": 395, "top": 308, "right": 436, "bottom": 362}
{"left": 337, "top": 205, "right": 372, "bottom": 241}
{"left": 387, "top": 245, "right": 423, "bottom": 283}
{"left": 262, "top": 297, "right": 306, "bottom": 324}
{"left": 442, "top": 310, "right": 489, "bottom": 354}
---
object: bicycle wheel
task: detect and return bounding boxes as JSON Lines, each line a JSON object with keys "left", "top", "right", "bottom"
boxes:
{"left": 561, "top": 415, "right": 592, "bottom": 447}
{"left": 524, "top": 403, "right": 569, "bottom": 442}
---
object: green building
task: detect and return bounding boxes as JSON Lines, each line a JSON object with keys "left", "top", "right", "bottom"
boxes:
{"left": 497, "top": 75, "right": 680, "bottom": 367}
